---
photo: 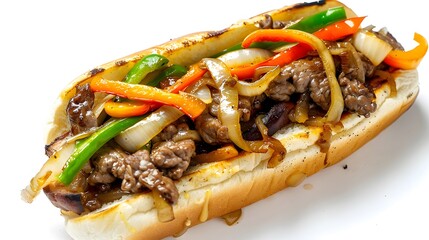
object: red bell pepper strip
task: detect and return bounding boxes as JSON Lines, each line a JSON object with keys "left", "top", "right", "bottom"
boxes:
{"left": 90, "top": 78, "right": 206, "bottom": 120}
{"left": 311, "top": 16, "right": 365, "bottom": 41}
{"left": 232, "top": 17, "right": 365, "bottom": 79}
{"left": 383, "top": 32, "right": 428, "bottom": 70}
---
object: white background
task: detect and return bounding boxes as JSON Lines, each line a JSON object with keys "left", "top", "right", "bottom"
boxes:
{"left": 2, "top": 0, "right": 428, "bottom": 239}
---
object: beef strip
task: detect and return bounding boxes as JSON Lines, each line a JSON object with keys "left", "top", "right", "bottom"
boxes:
{"left": 195, "top": 111, "right": 230, "bottom": 145}
{"left": 243, "top": 102, "right": 294, "bottom": 141}
{"left": 309, "top": 74, "right": 331, "bottom": 111}
{"left": 264, "top": 73, "right": 296, "bottom": 101}
{"left": 339, "top": 75, "right": 376, "bottom": 117}
{"left": 88, "top": 144, "right": 124, "bottom": 185}
{"left": 265, "top": 55, "right": 377, "bottom": 117}
{"left": 151, "top": 139, "right": 195, "bottom": 180}
{"left": 66, "top": 83, "right": 97, "bottom": 135}
{"left": 111, "top": 149, "right": 179, "bottom": 204}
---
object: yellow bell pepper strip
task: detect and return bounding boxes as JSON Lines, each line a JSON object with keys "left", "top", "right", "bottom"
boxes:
{"left": 383, "top": 32, "right": 428, "bottom": 70}
{"left": 231, "top": 17, "right": 365, "bottom": 79}
{"left": 90, "top": 78, "right": 206, "bottom": 120}
{"left": 104, "top": 100, "right": 151, "bottom": 118}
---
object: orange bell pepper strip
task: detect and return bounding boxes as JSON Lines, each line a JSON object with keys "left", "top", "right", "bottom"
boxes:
{"left": 90, "top": 78, "right": 206, "bottom": 120}
{"left": 383, "top": 32, "right": 428, "bottom": 70}
{"left": 231, "top": 17, "right": 365, "bottom": 79}
{"left": 165, "top": 64, "right": 207, "bottom": 94}
{"left": 103, "top": 64, "right": 207, "bottom": 118}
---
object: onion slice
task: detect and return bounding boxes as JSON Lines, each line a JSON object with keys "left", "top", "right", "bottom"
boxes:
{"left": 115, "top": 105, "right": 184, "bottom": 152}
{"left": 217, "top": 48, "right": 273, "bottom": 69}
{"left": 352, "top": 29, "right": 393, "bottom": 66}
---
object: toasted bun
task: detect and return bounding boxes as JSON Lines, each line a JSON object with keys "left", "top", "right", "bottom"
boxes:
{"left": 39, "top": 0, "right": 419, "bottom": 239}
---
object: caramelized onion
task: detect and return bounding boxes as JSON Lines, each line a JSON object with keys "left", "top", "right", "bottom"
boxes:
{"left": 193, "top": 144, "right": 239, "bottom": 163}
{"left": 236, "top": 66, "right": 281, "bottom": 97}
{"left": 255, "top": 115, "right": 286, "bottom": 168}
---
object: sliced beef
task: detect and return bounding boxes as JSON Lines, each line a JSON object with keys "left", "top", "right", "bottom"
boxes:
{"left": 151, "top": 139, "right": 195, "bottom": 180}
{"left": 243, "top": 102, "right": 294, "bottom": 141}
{"left": 309, "top": 75, "right": 331, "bottom": 111}
{"left": 88, "top": 144, "right": 125, "bottom": 185}
{"left": 287, "top": 58, "right": 326, "bottom": 93}
{"left": 111, "top": 149, "right": 179, "bottom": 204}
{"left": 195, "top": 111, "right": 230, "bottom": 145}
{"left": 264, "top": 74, "right": 295, "bottom": 101}
{"left": 339, "top": 75, "right": 376, "bottom": 117}
{"left": 66, "top": 83, "right": 97, "bottom": 135}
{"left": 265, "top": 58, "right": 327, "bottom": 102}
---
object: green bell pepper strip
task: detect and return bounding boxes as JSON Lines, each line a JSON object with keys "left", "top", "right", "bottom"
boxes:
{"left": 124, "top": 53, "right": 169, "bottom": 84}
{"left": 146, "top": 64, "right": 188, "bottom": 87}
{"left": 287, "top": 6, "right": 346, "bottom": 33}
{"left": 58, "top": 116, "right": 144, "bottom": 185}
{"left": 211, "top": 6, "right": 346, "bottom": 57}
